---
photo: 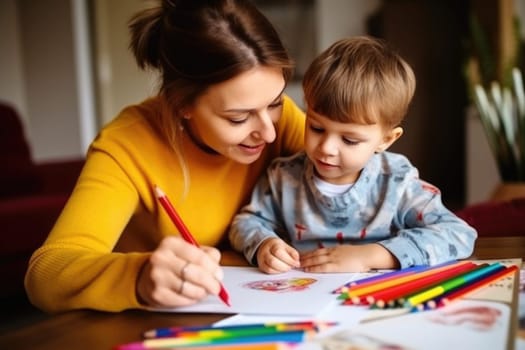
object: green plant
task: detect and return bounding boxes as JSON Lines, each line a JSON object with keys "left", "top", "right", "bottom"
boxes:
{"left": 466, "top": 11, "right": 525, "bottom": 182}
{"left": 472, "top": 68, "right": 525, "bottom": 181}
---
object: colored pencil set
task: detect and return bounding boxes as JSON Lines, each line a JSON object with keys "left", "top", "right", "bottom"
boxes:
{"left": 334, "top": 260, "right": 518, "bottom": 311}
{"left": 114, "top": 321, "right": 337, "bottom": 350}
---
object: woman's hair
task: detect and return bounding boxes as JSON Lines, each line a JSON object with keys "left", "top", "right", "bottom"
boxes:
{"left": 128, "top": 0, "right": 294, "bottom": 194}
{"left": 302, "top": 36, "right": 416, "bottom": 130}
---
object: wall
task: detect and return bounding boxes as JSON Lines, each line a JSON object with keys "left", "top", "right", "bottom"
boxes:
{"left": 0, "top": 0, "right": 27, "bottom": 125}
{"left": 2, "top": 0, "right": 524, "bottom": 203}
{"left": 0, "top": 0, "right": 85, "bottom": 162}
{"left": 93, "top": 0, "right": 159, "bottom": 126}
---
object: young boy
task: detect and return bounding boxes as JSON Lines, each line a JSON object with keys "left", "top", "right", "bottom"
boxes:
{"left": 229, "top": 36, "right": 477, "bottom": 274}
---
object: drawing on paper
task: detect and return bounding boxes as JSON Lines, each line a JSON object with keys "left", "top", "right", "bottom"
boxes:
{"left": 243, "top": 277, "right": 317, "bottom": 292}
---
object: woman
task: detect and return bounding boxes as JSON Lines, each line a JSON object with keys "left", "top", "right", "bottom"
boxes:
{"left": 25, "top": 0, "right": 305, "bottom": 313}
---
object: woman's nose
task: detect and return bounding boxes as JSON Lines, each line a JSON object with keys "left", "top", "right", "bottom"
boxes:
{"left": 254, "top": 112, "right": 276, "bottom": 143}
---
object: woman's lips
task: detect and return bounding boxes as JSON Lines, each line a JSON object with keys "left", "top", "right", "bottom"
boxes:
{"left": 239, "top": 143, "right": 265, "bottom": 155}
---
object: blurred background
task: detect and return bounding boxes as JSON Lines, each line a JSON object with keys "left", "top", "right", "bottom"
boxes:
{"left": 1, "top": 0, "right": 524, "bottom": 208}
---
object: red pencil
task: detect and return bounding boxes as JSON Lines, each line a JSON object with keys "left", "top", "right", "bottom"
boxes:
{"left": 367, "top": 261, "right": 478, "bottom": 308}
{"left": 436, "top": 264, "right": 519, "bottom": 308}
{"left": 154, "top": 185, "right": 231, "bottom": 307}
{"left": 345, "top": 261, "right": 471, "bottom": 298}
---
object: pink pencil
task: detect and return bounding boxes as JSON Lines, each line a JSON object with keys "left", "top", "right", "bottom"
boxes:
{"left": 155, "top": 185, "right": 231, "bottom": 307}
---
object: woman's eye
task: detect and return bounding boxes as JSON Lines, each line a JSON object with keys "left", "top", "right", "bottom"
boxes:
{"left": 229, "top": 118, "right": 248, "bottom": 125}
{"left": 268, "top": 100, "right": 283, "bottom": 109}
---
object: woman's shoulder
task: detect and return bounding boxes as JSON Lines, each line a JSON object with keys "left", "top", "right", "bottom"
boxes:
{"left": 281, "top": 94, "right": 305, "bottom": 121}
{"left": 101, "top": 97, "right": 159, "bottom": 133}
{"left": 93, "top": 97, "right": 161, "bottom": 146}
{"left": 268, "top": 151, "right": 307, "bottom": 173}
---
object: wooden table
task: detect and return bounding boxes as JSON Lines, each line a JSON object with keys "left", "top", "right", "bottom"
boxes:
{"left": 1, "top": 236, "right": 523, "bottom": 350}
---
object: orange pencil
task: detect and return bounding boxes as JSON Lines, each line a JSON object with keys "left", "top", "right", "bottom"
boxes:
{"left": 435, "top": 264, "right": 519, "bottom": 308}
{"left": 335, "top": 261, "right": 458, "bottom": 294}
{"left": 346, "top": 261, "right": 473, "bottom": 298}
{"left": 154, "top": 185, "right": 231, "bottom": 307}
{"left": 368, "top": 261, "right": 478, "bottom": 308}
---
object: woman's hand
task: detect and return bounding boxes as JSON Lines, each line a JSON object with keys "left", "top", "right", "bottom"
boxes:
{"left": 300, "top": 243, "right": 399, "bottom": 273}
{"left": 256, "top": 238, "right": 300, "bottom": 274}
{"left": 136, "top": 236, "right": 224, "bottom": 308}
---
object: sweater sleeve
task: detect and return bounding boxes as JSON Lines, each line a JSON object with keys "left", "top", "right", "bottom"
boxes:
{"left": 25, "top": 146, "right": 151, "bottom": 313}
{"left": 378, "top": 178, "right": 478, "bottom": 268}
{"left": 229, "top": 164, "right": 285, "bottom": 265}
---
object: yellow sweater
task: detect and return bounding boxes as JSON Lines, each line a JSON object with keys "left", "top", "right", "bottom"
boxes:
{"left": 25, "top": 95, "right": 305, "bottom": 312}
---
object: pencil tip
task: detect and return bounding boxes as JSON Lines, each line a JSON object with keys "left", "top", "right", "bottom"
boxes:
{"left": 154, "top": 185, "right": 165, "bottom": 198}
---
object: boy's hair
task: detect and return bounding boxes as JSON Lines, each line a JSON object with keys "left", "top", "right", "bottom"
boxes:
{"left": 302, "top": 36, "right": 415, "bottom": 129}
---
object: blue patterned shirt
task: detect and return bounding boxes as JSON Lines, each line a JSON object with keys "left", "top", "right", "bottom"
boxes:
{"left": 229, "top": 151, "right": 477, "bottom": 268}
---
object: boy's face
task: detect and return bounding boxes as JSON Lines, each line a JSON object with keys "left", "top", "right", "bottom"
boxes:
{"left": 304, "top": 111, "right": 401, "bottom": 185}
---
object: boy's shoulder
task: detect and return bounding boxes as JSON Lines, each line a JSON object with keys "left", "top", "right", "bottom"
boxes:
{"left": 268, "top": 151, "right": 307, "bottom": 173}
{"left": 372, "top": 151, "right": 417, "bottom": 176}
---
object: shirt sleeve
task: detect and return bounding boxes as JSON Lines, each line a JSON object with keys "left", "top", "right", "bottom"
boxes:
{"left": 378, "top": 178, "right": 478, "bottom": 268}
{"left": 229, "top": 161, "right": 287, "bottom": 265}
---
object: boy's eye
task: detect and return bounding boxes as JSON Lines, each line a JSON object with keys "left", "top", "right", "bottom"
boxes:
{"left": 308, "top": 124, "right": 324, "bottom": 133}
{"left": 343, "top": 138, "right": 359, "bottom": 145}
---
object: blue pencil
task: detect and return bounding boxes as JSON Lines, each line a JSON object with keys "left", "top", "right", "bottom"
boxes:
{"left": 143, "top": 321, "right": 334, "bottom": 338}
{"left": 116, "top": 329, "right": 310, "bottom": 350}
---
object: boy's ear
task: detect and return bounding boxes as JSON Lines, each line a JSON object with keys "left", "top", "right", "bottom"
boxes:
{"left": 376, "top": 126, "right": 403, "bottom": 153}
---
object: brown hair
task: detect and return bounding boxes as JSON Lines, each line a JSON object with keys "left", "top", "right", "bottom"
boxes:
{"left": 302, "top": 36, "right": 415, "bottom": 129}
{"left": 128, "top": 0, "right": 294, "bottom": 192}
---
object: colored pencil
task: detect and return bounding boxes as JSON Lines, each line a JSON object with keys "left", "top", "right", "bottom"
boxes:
{"left": 403, "top": 262, "right": 505, "bottom": 308}
{"left": 158, "top": 343, "right": 295, "bottom": 350}
{"left": 115, "top": 329, "right": 310, "bottom": 350}
{"left": 367, "top": 261, "right": 478, "bottom": 308}
{"left": 144, "top": 321, "right": 337, "bottom": 338}
{"left": 332, "top": 266, "right": 427, "bottom": 294}
{"left": 154, "top": 185, "right": 230, "bottom": 307}
{"left": 434, "top": 264, "right": 518, "bottom": 308}
{"left": 334, "top": 260, "right": 459, "bottom": 294}
{"left": 115, "top": 342, "right": 293, "bottom": 350}
{"left": 144, "top": 321, "right": 335, "bottom": 338}
{"left": 345, "top": 261, "right": 472, "bottom": 298}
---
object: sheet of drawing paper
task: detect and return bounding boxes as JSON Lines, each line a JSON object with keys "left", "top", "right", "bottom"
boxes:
{"left": 150, "top": 266, "right": 358, "bottom": 316}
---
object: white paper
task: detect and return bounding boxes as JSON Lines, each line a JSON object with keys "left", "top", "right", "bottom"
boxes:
{"left": 150, "top": 266, "right": 358, "bottom": 316}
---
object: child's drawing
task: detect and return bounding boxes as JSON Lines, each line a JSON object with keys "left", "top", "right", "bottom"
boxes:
{"left": 243, "top": 277, "right": 316, "bottom": 292}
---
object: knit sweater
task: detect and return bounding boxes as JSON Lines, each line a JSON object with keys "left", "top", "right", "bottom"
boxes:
{"left": 25, "top": 95, "right": 305, "bottom": 312}
{"left": 229, "top": 152, "right": 477, "bottom": 268}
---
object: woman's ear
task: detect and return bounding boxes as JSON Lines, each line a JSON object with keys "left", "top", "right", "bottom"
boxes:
{"left": 376, "top": 126, "right": 403, "bottom": 153}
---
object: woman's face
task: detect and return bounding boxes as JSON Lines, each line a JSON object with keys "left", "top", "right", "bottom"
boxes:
{"left": 184, "top": 66, "right": 286, "bottom": 164}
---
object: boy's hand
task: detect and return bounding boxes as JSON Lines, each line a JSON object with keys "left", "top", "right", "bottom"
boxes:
{"left": 256, "top": 238, "right": 300, "bottom": 274}
{"left": 300, "top": 243, "right": 399, "bottom": 273}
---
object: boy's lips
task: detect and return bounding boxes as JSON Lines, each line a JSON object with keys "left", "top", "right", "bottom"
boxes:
{"left": 316, "top": 159, "right": 338, "bottom": 168}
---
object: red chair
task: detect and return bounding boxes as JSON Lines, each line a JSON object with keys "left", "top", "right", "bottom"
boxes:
{"left": 455, "top": 197, "right": 525, "bottom": 237}
{"left": 0, "top": 102, "right": 85, "bottom": 299}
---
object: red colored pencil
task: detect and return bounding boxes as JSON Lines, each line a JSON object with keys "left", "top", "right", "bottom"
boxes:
{"left": 346, "top": 261, "right": 472, "bottom": 298}
{"left": 368, "top": 261, "right": 478, "bottom": 308}
{"left": 332, "top": 264, "right": 445, "bottom": 294}
{"left": 436, "top": 264, "right": 519, "bottom": 308}
{"left": 154, "top": 185, "right": 231, "bottom": 307}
